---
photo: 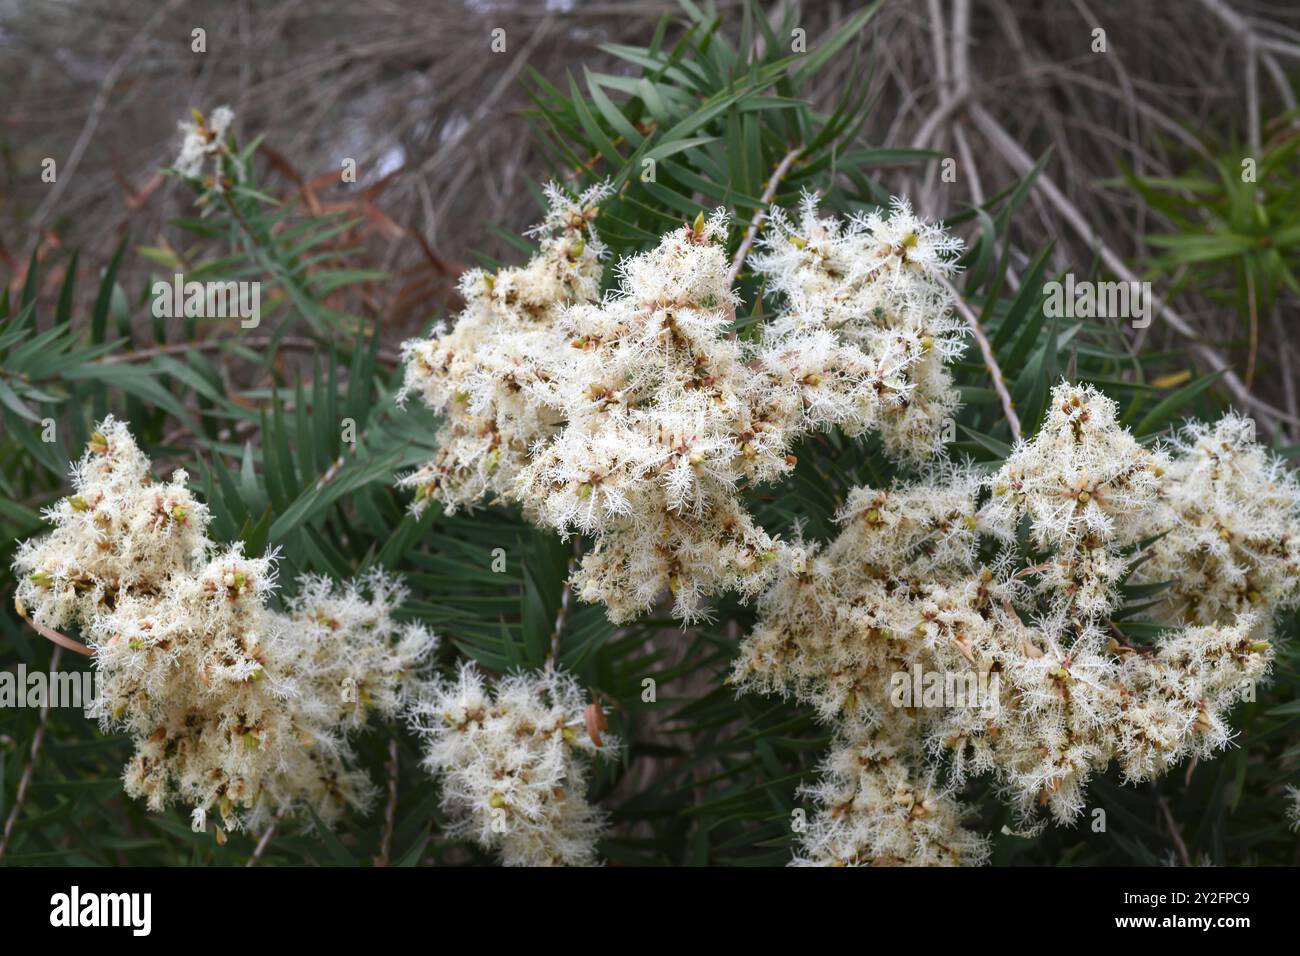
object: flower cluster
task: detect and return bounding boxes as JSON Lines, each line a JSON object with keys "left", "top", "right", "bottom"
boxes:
{"left": 734, "top": 382, "right": 1285, "bottom": 864}
{"left": 174, "top": 106, "right": 241, "bottom": 190}
{"left": 396, "top": 181, "right": 611, "bottom": 514}
{"left": 982, "top": 383, "right": 1169, "bottom": 623}
{"left": 792, "top": 719, "right": 990, "bottom": 867}
{"left": 1133, "top": 412, "right": 1300, "bottom": 627}
{"left": 398, "top": 190, "right": 968, "bottom": 623}
{"left": 516, "top": 208, "right": 795, "bottom": 623}
{"left": 409, "top": 662, "right": 615, "bottom": 866}
{"left": 12, "top": 419, "right": 436, "bottom": 834}
{"left": 750, "top": 193, "right": 967, "bottom": 463}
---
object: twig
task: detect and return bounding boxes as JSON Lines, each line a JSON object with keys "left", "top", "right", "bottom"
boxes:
{"left": 376, "top": 738, "right": 400, "bottom": 867}
{"left": 246, "top": 811, "right": 285, "bottom": 867}
{"left": 940, "top": 275, "right": 1022, "bottom": 441}
{"left": 26, "top": 0, "right": 184, "bottom": 237}
{"left": 950, "top": 0, "right": 972, "bottom": 94}
{"left": 100, "top": 335, "right": 402, "bottom": 367}
{"left": 726, "top": 146, "right": 803, "bottom": 287}
{"left": 545, "top": 544, "right": 580, "bottom": 669}
{"left": 1198, "top": 0, "right": 1262, "bottom": 153}
{"left": 1245, "top": 267, "right": 1259, "bottom": 389}
{"left": 0, "top": 646, "right": 63, "bottom": 861}
{"left": 1156, "top": 793, "right": 1193, "bottom": 867}
{"left": 1271, "top": 307, "right": 1298, "bottom": 443}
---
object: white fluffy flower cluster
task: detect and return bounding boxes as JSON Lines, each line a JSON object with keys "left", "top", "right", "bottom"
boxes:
{"left": 174, "top": 106, "right": 238, "bottom": 186}
{"left": 1133, "top": 412, "right": 1300, "bottom": 626}
{"left": 792, "top": 719, "right": 990, "bottom": 867}
{"left": 517, "top": 208, "right": 796, "bottom": 623}
{"left": 750, "top": 192, "right": 967, "bottom": 463}
{"left": 734, "top": 382, "right": 1286, "bottom": 865}
{"left": 398, "top": 189, "right": 968, "bottom": 623}
{"left": 409, "top": 662, "right": 615, "bottom": 866}
{"left": 397, "top": 181, "right": 611, "bottom": 514}
{"left": 13, "top": 418, "right": 436, "bottom": 834}
{"left": 983, "top": 383, "right": 1170, "bottom": 624}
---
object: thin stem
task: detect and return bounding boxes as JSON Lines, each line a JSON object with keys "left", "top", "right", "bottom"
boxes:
{"left": 726, "top": 146, "right": 803, "bottom": 287}
{"left": 376, "top": 738, "right": 400, "bottom": 867}
{"left": 1245, "top": 266, "right": 1259, "bottom": 390}
{"left": 246, "top": 811, "right": 285, "bottom": 867}
{"left": 1157, "top": 793, "right": 1193, "bottom": 867}
{"left": 546, "top": 544, "right": 580, "bottom": 670}
{"left": 940, "top": 275, "right": 1023, "bottom": 442}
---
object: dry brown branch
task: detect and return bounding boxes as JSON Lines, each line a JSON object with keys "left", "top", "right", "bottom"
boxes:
{"left": 1157, "top": 793, "right": 1193, "bottom": 867}
{"left": 969, "top": 104, "right": 1300, "bottom": 435}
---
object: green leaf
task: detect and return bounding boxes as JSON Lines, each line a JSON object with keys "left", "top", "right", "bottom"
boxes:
{"left": 1134, "top": 370, "right": 1226, "bottom": 436}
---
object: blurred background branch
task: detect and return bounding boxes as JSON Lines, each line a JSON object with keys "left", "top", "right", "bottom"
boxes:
{"left": 3, "top": 1, "right": 1297, "bottom": 417}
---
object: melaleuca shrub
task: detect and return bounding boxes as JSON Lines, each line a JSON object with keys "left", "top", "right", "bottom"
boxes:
{"left": 22, "top": 100, "right": 1293, "bottom": 867}
{"left": 394, "top": 179, "right": 1300, "bottom": 865}
{"left": 12, "top": 419, "right": 436, "bottom": 835}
